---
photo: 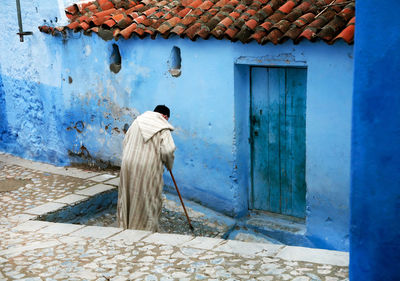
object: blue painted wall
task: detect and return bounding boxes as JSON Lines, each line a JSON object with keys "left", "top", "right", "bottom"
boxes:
{"left": 351, "top": 1, "right": 400, "bottom": 279}
{"left": 0, "top": 0, "right": 67, "bottom": 163}
{"left": 0, "top": 0, "right": 353, "bottom": 250}
{"left": 0, "top": 71, "right": 5, "bottom": 140}
{"left": 0, "top": 67, "right": 15, "bottom": 152}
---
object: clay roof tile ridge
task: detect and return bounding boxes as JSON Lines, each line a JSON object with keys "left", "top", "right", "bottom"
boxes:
{"left": 41, "top": 0, "right": 356, "bottom": 45}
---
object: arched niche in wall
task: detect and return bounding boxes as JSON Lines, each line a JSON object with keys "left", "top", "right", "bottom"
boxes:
{"left": 110, "top": 44, "right": 121, "bottom": 74}
{"left": 168, "top": 46, "right": 181, "bottom": 77}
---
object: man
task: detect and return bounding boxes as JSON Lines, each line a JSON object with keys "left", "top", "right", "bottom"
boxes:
{"left": 117, "top": 105, "right": 176, "bottom": 231}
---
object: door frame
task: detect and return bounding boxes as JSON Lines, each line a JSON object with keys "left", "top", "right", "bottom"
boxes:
{"left": 234, "top": 58, "right": 308, "bottom": 218}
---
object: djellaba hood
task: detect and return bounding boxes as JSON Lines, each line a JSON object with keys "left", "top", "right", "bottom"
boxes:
{"left": 136, "top": 111, "right": 174, "bottom": 142}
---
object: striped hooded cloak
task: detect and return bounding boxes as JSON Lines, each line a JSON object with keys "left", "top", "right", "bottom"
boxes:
{"left": 117, "top": 111, "right": 175, "bottom": 231}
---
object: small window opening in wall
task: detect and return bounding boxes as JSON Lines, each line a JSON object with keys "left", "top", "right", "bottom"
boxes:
{"left": 169, "top": 46, "right": 181, "bottom": 77}
{"left": 110, "top": 44, "right": 121, "bottom": 74}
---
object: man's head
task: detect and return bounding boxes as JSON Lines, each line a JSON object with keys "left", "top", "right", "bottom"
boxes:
{"left": 154, "top": 105, "right": 170, "bottom": 120}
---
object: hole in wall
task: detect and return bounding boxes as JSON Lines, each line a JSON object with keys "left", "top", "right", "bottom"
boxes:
{"left": 169, "top": 46, "right": 181, "bottom": 77}
{"left": 123, "top": 123, "right": 130, "bottom": 134}
{"left": 110, "top": 44, "right": 121, "bottom": 74}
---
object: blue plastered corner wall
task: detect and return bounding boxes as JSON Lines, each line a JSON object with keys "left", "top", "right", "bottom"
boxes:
{"left": 0, "top": 0, "right": 67, "bottom": 164}
{"left": 1, "top": 0, "right": 353, "bottom": 251}
{"left": 350, "top": 0, "right": 400, "bottom": 279}
{"left": 0, "top": 71, "right": 8, "bottom": 146}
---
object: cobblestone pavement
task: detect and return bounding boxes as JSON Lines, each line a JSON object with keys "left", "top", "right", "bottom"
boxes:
{"left": 0, "top": 152, "right": 349, "bottom": 280}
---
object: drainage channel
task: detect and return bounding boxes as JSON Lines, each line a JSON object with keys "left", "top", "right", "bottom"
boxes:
{"left": 36, "top": 189, "right": 226, "bottom": 238}
{"left": 36, "top": 189, "right": 304, "bottom": 245}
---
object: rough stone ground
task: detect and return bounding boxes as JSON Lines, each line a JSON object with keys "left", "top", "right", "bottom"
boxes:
{"left": 85, "top": 206, "right": 221, "bottom": 238}
{"left": 0, "top": 152, "right": 349, "bottom": 280}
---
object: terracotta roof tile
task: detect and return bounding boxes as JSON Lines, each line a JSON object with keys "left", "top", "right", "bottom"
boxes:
{"left": 40, "top": 0, "right": 355, "bottom": 45}
{"left": 272, "top": 19, "right": 291, "bottom": 32}
{"left": 86, "top": 4, "right": 99, "bottom": 13}
{"left": 181, "top": 14, "right": 198, "bottom": 26}
{"left": 79, "top": 21, "right": 91, "bottom": 30}
{"left": 170, "top": 24, "right": 186, "bottom": 36}
{"left": 112, "top": 27, "right": 121, "bottom": 37}
{"left": 103, "top": 18, "right": 116, "bottom": 27}
{"left": 278, "top": 0, "right": 296, "bottom": 14}
{"left": 188, "top": 0, "right": 203, "bottom": 8}
{"left": 198, "top": 0, "right": 214, "bottom": 10}
{"left": 67, "top": 21, "right": 80, "bottom": 30}
{"left": 184, "top": 22, "right": 201, "bottom": 39}
{"left": 128, "top": 3, "right": 144, "bottom": 12}
{"left": 65, "top": 5, "right": 78, "bottom": 15}
{"left": 112, "top": 13, "right": 124, "bottom": 22}
{"left": 296, "top": 7, "right": 336, "bottom": 42}
{"left": 134, "top": 15, "right": 153, "bottom": 25}
{"left": 251, "top": 28, "right": 266, "bottom": 43}
{"left": 214, "top": 0, "right": 230, "bottom": 8}
{"left": 94, "top": 8, "right": 117, "bottom": 18}
{"left": 90, "top": 26, "right": 99, "bottom": 33}
{"left": 38, "top": 25, "right": 53, "bottom": 33}
{"left": 98, "top": 0, "right": 114, "bottom": 10}
{"left": 119, "top": 22, "right": 137, "bottom": 39}
{"left": 197, "top": 24, "right": 211, "bottom": 39}
{"left": 221, "top": 18, "right": 236, "bottom": 29}
{"left": 317, "top": 2, "right": 354, "bottom": 42}
{"left": 134, "top": 26, "right": 147, "bottom": 37}
{"left": 332, "top": 16, "right": 355, "bottom": 44}
{"left": 279, "top": 12, "right": 315, "bottom": 43}
{"left": 91, "top": 15, "right": 106, "bottom": 25}
{"left": 283, "top": 1, "right": 311, "bottom": 22}
{"left": 211, "top": 11, "right": 240, "bottom": 38}
{"left": 143, "top": 6, "right": 158, "bottom": 16}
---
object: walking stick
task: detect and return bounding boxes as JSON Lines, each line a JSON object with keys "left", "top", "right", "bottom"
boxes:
{"left": 168, "top": 169, "right": 194, "bottom": 232}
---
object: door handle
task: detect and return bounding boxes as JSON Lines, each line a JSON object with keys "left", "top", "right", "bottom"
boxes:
{"left": 254, "top": 130, "right": 258, "bottom": 136}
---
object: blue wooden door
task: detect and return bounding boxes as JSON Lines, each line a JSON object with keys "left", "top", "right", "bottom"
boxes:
{"left": 250, "top": 66, "right": 306, "bottom": 218}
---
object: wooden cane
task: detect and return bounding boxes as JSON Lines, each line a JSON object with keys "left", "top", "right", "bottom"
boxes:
{"left": 169, "top": 169, "right": 194, "bottom": 232}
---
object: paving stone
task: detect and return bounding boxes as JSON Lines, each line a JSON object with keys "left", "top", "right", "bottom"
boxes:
{"left": 214, "top": 240, "right": 283, "bottom": 256}
{"left": 325, "top": 276, "right": 339, "bottom": 281}
{"left": 143, "top": 232, "right": 194, "bottom": 246}
{"left": 292, "top": 277, "right": 310, "bottom": 281}
{"left": 276, "top": 246, "right": 349, "bottom": 266}
{"left": 46, "top": 167, "right": 100, "bottom": 179}
{"left": 88, "top": 174, "right": 117, "bottom": 182}
{"left": 104, "top": 177, "right": 120, "bottom": 186}
{"left": 179, "top": 247, "right": 205, "bottom": 257}
{"left": 108, "top": 229, "right": 151, "bottom": 243}
{"left": 0, "top": 240, "right": 61, "bottom": 257}
{"left": 0, "top": 154, "right": 99, "bottom": 179}
{"left": 75, "top": 184, "right": 115, "bottom": 196}
{"left": 54, "top": 194, "right": 88, "bottom": 204}
{"left": 111, "top": 277, "right": 128, "bottom": 281}
{"left": 70, "top": 226, "right": 123, "bottom": 239}
{"left": 56, "top": 236, "right": 84, "bottom": 244}
{"left": 13, "top": 220, "right": 53, "bottom": 232}
{"left": 171, "top": 272, "right": 190, "bottom": 278}
{"left": 8, "top": 214, "right": 37, "bottom": 223}
{"left": 38, "top": 223, "right": 86, "bottom": 235}
{"left": 24, "top": 202, "right": 66, "bottom": 215}
{"left": 180, "top": 236, "right": 225, "bottom": 250}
